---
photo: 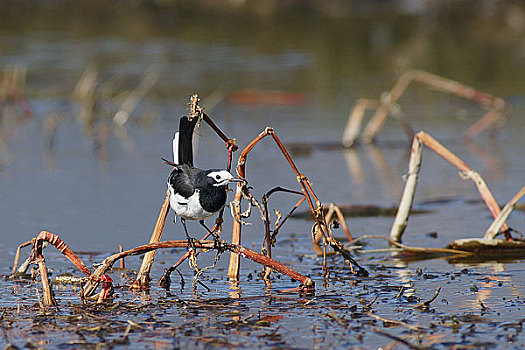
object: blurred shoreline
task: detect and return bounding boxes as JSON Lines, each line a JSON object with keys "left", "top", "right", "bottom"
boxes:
{"left": 1, "top": 0, "right": 524, "bottom": 20}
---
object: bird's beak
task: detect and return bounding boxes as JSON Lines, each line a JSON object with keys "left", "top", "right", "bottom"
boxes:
{"left": 230, "top": 178, "right": 247, "bottom": 185}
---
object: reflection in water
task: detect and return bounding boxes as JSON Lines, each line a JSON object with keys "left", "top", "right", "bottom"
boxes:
{"left": 343, "top": 149, "right": 364, "bottom": 185}
{"left": 391, "top": 260, "right": 416, "bottom": 298}
{"left": 450, "top": 261, "right": 524, "bottom": 311}
{"left": 343, "top": 144, "right": 404, "bottom": 200}
{"left": 365, "top": 144, "right": 403, "bottom": 199}
{"left": 229, "top": 280, "right": 241, "bottom": 299}
{"left": 43, "top": 113, "right": 59, "bottom": 169}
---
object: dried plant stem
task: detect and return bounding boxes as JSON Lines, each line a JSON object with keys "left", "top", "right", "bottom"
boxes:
{"left": 344, "top": 69, "right": 508, "bottom": 146}
{"left": 373, "top": 328, "right": 426, "bottom": 350}
{"left": 36, "top": 258, "right": 55, "bottom": 306}
{"left": 390, "top": 131, "right": 509, "bottom": 243}
{"left": 82, "top": 240, "right": 314, "bottom": 298}
{"left": 463, "top": 107, "right": 506, "bottom": 142}
{"left": 130, "top": 190, "right": 170, "bottom": 290}
{"left": 342, "top": 99, "right": 379, "bottom": 147}
{"left": 389, "top": 136, "right": 423, "bottom": 243}
{"left": 388, "top": 240, "right": 473, "bottom": 256}
{"left": 72, "top": 65, "right": 98, "bottom": 135}
{"left": 35, "top": 231, "right": 91, "bottom": 276}
{"left": 30, "top": 237, "right": 56, "bottom": 306}
{"left": 229, "top": 183, "right": 244, "bottom": 279}
{"left": 113, "top": 67, "right": 159, "bottom": 127}
{"left": 324, "top": 203, "right": 354, "bottom": 242}
{"left": 260, "top": 187, "right": 304, "bottom": 279}
{"left": 263, "top": 193, "right": 273, "bottom": 279}
{"left": 119, "top": 245, "right": 125, "bottom": 269}
{"left": 415, "top": 286, "right": 441, "bottom": 309}
{"left": 202, "top": 112, "right": 238, "bottom": 151}
{"left": 484, "top": 186, "right": 525, "bottom": 239}
{"left": 229, "top": 127, "right": 367, "bottom": 279}
{"left": 367, "top": 312, "right": 424, "bottom": 332}
{"left": 11, "top": 240, "right": 32, "bottom": 276}
{"left": 346, "top": 234, "right": 473, "bottom": 257}
{"left": 274, "top": 196, "right": 306, "bottom": 236}
{"left": 228, "top": 127, "right": 317, "bottom": 279}
{"left": 1, "top": 65, "right": 33, "bottom": 119}
{"left": 229, "top": 128, "right": 269, "bottom": 279}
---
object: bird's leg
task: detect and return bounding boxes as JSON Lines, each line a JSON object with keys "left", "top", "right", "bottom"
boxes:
{"left": 199, "top": 220, "right": 221, "bottom": 248}
{"left": 181, "top": 218, "right": 196, "bottom": 251}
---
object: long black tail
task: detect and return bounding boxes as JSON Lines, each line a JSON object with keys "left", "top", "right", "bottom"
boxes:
{"left": 177, "top": 116, "right": 199, "bottom": 166}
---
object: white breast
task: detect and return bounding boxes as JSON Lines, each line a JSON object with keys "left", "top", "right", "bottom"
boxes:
{"left": 168, "top": 187, "right": 213, "bottom": 220}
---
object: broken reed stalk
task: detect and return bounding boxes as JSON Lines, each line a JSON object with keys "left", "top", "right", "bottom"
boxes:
{"left": 261, "top": 187, "right": 305, "bottom": 279}
{"left": 390, "top": 131, "right": 510, "bottom": 243}
{"left": 484, "top": 186, "right": 525, "bottom": 239}
{"left": 72, "top": 65, "right": 98, "bottom": 135}
{"left": 346, "top": 234, "right": 473, "bottom": 257}
{"left": 462, "top": 107, "right": 506, "bottom": 142}
{"left": 388, "top": 240, "right": 473, "bottom": 257}
{"left": 271, "top": 127, "right": 369, "bottom": 276}
{"left": 34, "top": 231, "right": 91, "bottom": 276}
{"left": 313, "top": 203, "right": 354, "bottom": 255}
{"left": 229, "top": 127, "right": 367, "bottom": 280}
{"left": 130, "top": 190, "right": 170, "bottom": 290}
{"left": 30, "top": 237, "right": 55, "bottom": 306}
{"left": 29, "top": 232, "right": 112, "bottom": 303}
{"left": 414, "top": 286, "right": 441, "bottom": 310}
{"left": 389, "top": 135, "right": 423, "bottom": 243}
{"left": 11, "top": 240, "right": 32, "bottom": 276}
{"left": 119, "top": 244, "right": 125, "bottom": 269}
{"left": 112, "top": 67, "right": 159, "bottom": 127}
{"left": 82, "top": 240, "right": 314, "bottom": 298}
{"left": 366, "top": 312, "right": 424, "bottom": 332}
{"left": 342, "top": 99, "right": 379, "bottom": 147}
{"left": 228, "top": 128, "right": 277, "bottom": 279}
{"left": 344, "top": 69, "right": 509, "bottom": 146}
{"left": 229, "top": 127, "right": 307, "bottom": 279}
{"left": 96, "top": 275, "right": 114, "bottom": 304}
{"left": 36, "top": 258, "right": 55, "bottom": 306}
{"left": 202, "top": 112, "right": 239, "bottom": 152}
{"left": 262, "top": 190, "right": 273, "bottom": 280}
{"left": 324, "top": 203, "right": 354, "bottom": 242}
{"left": 1, "top": 65, "right": 33, "bottom": 120}
{"left": 342, "top": 99, "right": 414, "bottom": 148}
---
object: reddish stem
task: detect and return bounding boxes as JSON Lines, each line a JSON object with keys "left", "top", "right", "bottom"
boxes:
{"left": 36, "top": 230, "right": 91, "bottom": 276}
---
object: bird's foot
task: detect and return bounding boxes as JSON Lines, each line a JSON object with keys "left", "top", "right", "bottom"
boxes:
{"left": 186, "top": 236, "right": 197, "bottom": 252}
{"left": 211, "top": 233, "right": 224, "bottom": 251}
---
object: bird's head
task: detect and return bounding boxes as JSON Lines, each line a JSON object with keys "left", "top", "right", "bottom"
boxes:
{"left": 206, "top": 170, "right": 244, "bottom": 187}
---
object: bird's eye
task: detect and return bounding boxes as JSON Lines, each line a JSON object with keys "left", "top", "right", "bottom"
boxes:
{"left": 215, "top": 175, "right": 221, "bottom": 180}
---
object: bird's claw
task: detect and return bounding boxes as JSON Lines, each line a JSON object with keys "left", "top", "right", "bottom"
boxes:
{"left": 212, "top": 234, "right": 223, "bottom": 251}
{"left": 186, "top": 236, "right": 197, "bottom": 252}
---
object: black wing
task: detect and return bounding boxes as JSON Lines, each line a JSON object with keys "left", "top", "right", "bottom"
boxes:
{"left": 178, "top": 116, "right": 199, "bottom": 167}
{"left": 168, "top": 164, "right": 196, "bottom": 199}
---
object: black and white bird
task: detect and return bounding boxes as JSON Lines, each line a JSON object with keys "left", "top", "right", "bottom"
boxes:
{"left": 163, "top": 116, "right": 242, "bottom": 245}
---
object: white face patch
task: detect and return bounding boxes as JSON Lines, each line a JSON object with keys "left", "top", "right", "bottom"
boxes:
{"left": 208, "top": 170, "right": 234, "bottom": 186}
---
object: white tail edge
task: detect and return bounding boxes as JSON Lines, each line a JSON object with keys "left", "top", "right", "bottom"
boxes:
{"left": 172, "top": 132, "right": 179, "bottom": 164}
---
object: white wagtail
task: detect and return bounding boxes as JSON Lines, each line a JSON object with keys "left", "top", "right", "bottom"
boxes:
{"left": 163, "top": 116, "right": 242, "bottom": 245}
